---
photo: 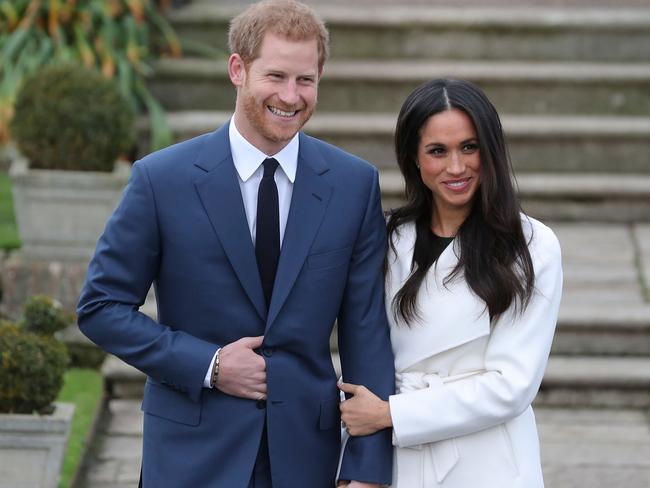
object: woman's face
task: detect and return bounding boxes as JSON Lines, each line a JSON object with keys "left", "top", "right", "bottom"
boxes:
{"left": 416, "top": 108, "right": 481, "bottom": 217}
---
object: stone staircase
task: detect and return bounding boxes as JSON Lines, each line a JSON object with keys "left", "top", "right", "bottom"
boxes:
{"left": 149, "top": 1, "right": 650, "bottom": 224}
{"left": 115, "top": 1, "right": 650, "bottom": 408}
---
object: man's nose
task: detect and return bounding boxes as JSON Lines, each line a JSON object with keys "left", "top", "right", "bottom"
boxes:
{"left": 278, "top": 80, "right": 300, "bottom": 106}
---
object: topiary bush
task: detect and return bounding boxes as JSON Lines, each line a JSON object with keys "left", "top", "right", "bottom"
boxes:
{"left": 0, "top": 323, "right": 69, "bottom": 414}
{"left": 10, "top": 63, "right": 135, "bottom": 172}
{"left": 21, "top": 295, "right": 70, "bottom": 336}
{"left": 0, "top": 296, "right": 71, "bottom": 414}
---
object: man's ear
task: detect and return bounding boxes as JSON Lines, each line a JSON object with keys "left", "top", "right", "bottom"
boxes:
{"left": 228, "top": 53, "right": 246, "bottom": 87}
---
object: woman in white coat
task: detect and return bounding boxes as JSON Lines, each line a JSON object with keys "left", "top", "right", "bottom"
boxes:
{"left": 338, "top": 79, "right": 563, "bottom": 488}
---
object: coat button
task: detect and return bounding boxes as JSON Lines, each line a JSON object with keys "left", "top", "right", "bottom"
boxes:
{"left": 262, "top": 347, "right": 274, "bottom": 357}
{"left": 256, "top": 399, "right": 267, "bottom": 409}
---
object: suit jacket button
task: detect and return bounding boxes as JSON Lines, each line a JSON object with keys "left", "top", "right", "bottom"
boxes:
{"left": 256, "top": 399, "right": 267, "bottom": 409}
{"left": 262, "top": 347, "right": 274, "bottom": 357}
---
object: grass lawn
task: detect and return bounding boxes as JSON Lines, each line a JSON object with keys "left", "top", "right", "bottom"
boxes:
{"left": 0, "top": 172, "right": 20, "bottom": 250}
{"left": 57, "top": 368, "right": 104, "bottom": 488}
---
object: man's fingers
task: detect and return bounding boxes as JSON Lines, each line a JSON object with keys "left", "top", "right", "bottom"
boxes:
{"left": 250, "top": 369, "right": 267, "bottom": 379}
{"left": 241, "top": 335, "right": 264, "bottom": 349}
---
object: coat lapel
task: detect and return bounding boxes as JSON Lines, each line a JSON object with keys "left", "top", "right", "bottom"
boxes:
{"left": 193, "top": 124, "right": 266, "bottom": 321}
{"left": 388, "top": 223, "right": 490, "bottom": 371}
{"left": 266, "top": 134, "right": 332, "bottom": 329}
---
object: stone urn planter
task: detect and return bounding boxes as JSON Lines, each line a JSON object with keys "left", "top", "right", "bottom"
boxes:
{"left": 8, "top": 63, "right": 134, "bottom": 263}
{"left": 0, "top": 297, "right": 73, "bottom": 488}
{"left": 0, "top": 403, "right": 75, "bottom": 488}
{"left": 10, "top": 157, "right": 130, "bottom": 262}
{"left": 2, "top": 64, "right": 135, "bottom": 314}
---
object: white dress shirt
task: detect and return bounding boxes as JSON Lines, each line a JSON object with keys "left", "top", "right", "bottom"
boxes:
{"left": 203, "top": 118, "right": 299, "bottom": 387}
{"left": 229, "top": 118, "right": 297, "bottom": 246}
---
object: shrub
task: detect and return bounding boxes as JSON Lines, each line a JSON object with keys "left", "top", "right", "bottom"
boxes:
{"left": 11, "top": 64, "right": 134, "bottom": 172}
{"left": 0, "top": 323, "right": 69, "bottom": 414}
{"left": 0, "top": 296, "right": 71, "bottom": 414}
{"left": 21, "top": 295, "right": 70, "bottom": 336}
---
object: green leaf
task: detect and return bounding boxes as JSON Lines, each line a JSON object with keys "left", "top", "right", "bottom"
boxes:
{"left": 2, "top": 28, "right": 31, "bottom": 62}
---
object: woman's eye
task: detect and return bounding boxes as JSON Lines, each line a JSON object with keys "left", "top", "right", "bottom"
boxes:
{"left": 462, "top": 143, "right": 478, "bottom": 153}
{"left": 428, "top": 147, "right": 445, "bottom": 156}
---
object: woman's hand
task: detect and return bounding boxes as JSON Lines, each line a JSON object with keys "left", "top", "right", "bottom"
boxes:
{"left": 339, "top": 382, "right": 392, "bottom": 436}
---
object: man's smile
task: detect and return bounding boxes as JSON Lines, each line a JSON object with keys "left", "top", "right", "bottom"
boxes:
{"left": 268, "top": 105, "right": 299, "bottom": 118}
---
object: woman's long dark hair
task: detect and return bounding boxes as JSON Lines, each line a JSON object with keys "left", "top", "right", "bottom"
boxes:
{"left": 388, "top": 79, "right": 535, "bottom": 324}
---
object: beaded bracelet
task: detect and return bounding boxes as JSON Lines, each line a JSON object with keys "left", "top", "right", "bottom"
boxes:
{"left": 210, "top": 348, "right": 222, "bottom": 388}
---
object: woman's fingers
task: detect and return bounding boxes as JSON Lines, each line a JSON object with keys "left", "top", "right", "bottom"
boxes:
{"left": 338, "top": 382, "right": 360, "bottom": 395}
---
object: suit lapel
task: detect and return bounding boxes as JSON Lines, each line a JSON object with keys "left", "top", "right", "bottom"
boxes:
{"left": 266, "top": 134, "right": 332, "bottom": 329}
{"left": 193, "top": 124, "right": 266, "bottom": 321}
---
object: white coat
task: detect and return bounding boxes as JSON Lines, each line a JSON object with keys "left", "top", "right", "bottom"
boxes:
{"left": 385, "top": 215, "right": 563, "bottom": 488}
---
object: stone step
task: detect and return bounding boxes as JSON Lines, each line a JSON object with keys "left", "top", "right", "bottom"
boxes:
{"left": 170, "top": 4, "right": 650, "bottom": 62}
{"left": 535, "top": 407, "right": 650, "bottom": 488}
{"left": 552, "top": 306, "right": 650, "bottom": 356}
{"left": 536, "top": 356, "right": 650, "bottom": 408}
{"left": 148, "top": 110, "right": 650, "bottom": 174}
{"left": 101, "top": 354, "right": 650, "bottom": 408}
{"left": 101, "top": 355, "right": 146, "bottom": 400}
{"left": 150, "top": 58, "right": 650, "bottom": 116}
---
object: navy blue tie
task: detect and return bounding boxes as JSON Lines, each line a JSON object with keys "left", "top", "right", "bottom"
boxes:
{"left": 256, "top": 158, "right": 280, "bottom": 307}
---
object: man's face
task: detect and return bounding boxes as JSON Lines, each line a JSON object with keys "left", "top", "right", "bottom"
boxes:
{"left": 230, "top": 32, "right": 321, "bottom": 155}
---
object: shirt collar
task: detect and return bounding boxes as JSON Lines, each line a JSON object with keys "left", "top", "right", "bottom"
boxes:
{"left": 229, "top": 117, "right": 298, "bottom": 183}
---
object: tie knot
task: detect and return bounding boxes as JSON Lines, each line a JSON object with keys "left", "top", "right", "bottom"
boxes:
{"left": 262, "top": 158, "right": 279, "bottom": 178}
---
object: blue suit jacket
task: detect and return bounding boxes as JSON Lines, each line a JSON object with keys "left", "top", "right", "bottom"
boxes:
{"left": 77, "top": 122, "right": 395, "bottom": 487}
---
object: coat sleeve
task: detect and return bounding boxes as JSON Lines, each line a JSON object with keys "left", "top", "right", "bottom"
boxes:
{"left": 389, "top": 223, "right": 563, "bottom": 447}
{"left": 337, "top": 168, "right": 396, "bottom": 485}
{"left": 76, "top": 161, "right": 218, "bottom": 403}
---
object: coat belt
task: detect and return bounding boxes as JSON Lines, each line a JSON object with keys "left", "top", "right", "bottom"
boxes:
{"left": 394, "top": 369, "right": 485, "bottom": 486}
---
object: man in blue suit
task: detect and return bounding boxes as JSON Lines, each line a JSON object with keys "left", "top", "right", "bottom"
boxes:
{"left": 77, "top": 1, "right": 394, "bottom": 486}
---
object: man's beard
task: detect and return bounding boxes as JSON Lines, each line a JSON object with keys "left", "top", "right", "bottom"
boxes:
{"left": 241, "top": 89, "right": 315, "bottom": 146}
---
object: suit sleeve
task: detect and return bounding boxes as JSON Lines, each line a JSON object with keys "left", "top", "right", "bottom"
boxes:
{"left": 337, "top": 168, "right": 396, "bottom": 485}
{"left": 77, "top": 162, "right": 218, "bottom": 402}
{"left": 389, "top": 225, "right": 563, "bottom": 447}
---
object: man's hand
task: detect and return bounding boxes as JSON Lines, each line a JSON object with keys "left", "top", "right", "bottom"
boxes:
{"left": 339, "top": 382, "right": 392, "bottom": 436}
{"left": 215, "top": 336, "right": 267, "bottom": 400}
